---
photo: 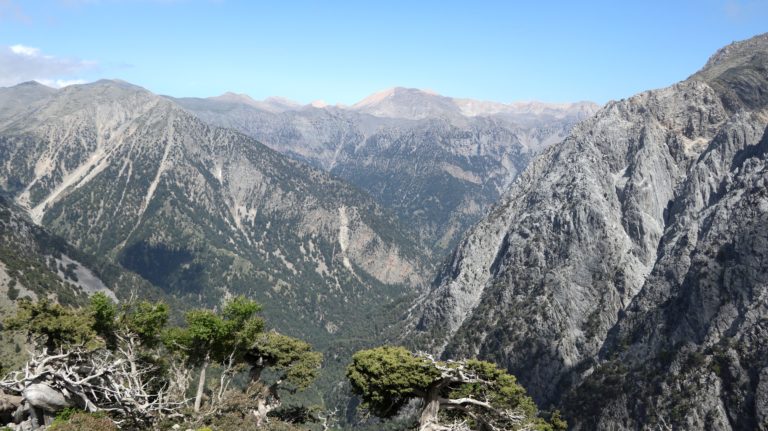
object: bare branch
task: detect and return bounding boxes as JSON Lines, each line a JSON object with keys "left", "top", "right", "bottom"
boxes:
{"left": 0, "top": 339, "right": 181, "bottom": 427}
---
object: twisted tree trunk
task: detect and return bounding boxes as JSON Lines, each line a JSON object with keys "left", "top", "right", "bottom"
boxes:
{"left": 419, "top": 386, "right": 449, "bottom": 431}
{"left": 252, "top": 381, "right": 281, "bottom": 426}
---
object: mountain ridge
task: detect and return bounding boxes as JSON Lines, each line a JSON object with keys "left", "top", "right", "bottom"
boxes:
{"left": 407, "top": 32, "right": 768, "bottom": 429}
{"left": 195, "top": 85, "right": 599, "bottom": 121}
{"left": 173, "top": 88, "right": 598, "bottom": 255}
{"left": 0, "top": 79, "right": 429, "bottom": 350}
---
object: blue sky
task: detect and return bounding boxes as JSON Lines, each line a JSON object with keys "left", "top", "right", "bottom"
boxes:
{"left": 0, "top": 0, "right": 766, "bottom": 105}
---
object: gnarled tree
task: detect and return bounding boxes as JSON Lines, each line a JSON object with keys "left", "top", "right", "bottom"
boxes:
{"left": 244, "top": 331, "right": 322, "bottom": 425}
{"left": 347, "top": 346, "right": 565, "bottom": 431}
{"left": 163, "top": 296, "right": 264, "bottom": 412}
{"left": 1, "top": 294, "right": 173, "bottom": 428}
{"left": 5, "top": 298, "right": 98, "bottom": 351}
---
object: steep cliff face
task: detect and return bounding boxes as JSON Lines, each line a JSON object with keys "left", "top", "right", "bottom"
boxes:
{"left": 175, "top": 91, "right": 597, "bottom": 254}
{"left": 0, "top": 80, "right": 428, "bottom": 345}
{"left": 568, "top": 40, "right": 768, "bottom": 430}
{"left": 410, "top": 33, "right": 768, "bottom": 428}
{"left": 569, "top": 120, "right": 768, "bottom": 430}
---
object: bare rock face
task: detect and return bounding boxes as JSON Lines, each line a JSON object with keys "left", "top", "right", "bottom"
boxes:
{"left": 409, "top": 33, "right": 768, "bottom": 429}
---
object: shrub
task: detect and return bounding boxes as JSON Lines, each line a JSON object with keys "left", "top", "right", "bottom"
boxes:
{"left": 6, "top": 279, "right": 18, "bottom": 301}
{"left": 49, "top": 411, "right": 118, "bottom": 431}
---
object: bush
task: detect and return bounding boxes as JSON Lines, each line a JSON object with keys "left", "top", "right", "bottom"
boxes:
{"left": 51, "top": 407, "right": 81, "bottom": 424}
{"left": 6, "top": 279, "right": 18, "bottom": 300}
{"left": 49, "top": 411, "right": 118, "bottom": 431}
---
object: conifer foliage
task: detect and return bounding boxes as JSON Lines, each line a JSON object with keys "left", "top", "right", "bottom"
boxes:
{"left": 0, "top": 294, "right": 322, "bottom": 430}
{"left": 347, "top": 346, "right": 566, "bottom": 431}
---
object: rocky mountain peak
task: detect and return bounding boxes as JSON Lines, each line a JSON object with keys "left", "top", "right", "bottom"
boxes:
{"left": 208, "top": 92, "right": 302, "bottom": 113}
{"left": 352, "top": 87, "right": 438, "bottom": 106}
{"left": 699, "top": 32, "right": 768, "bottom": 74}
{"left": 8, "top": 79, "right": 173, "bottom": 144}
{"left": 263, "top": 96, "right": 302, "bottom": 110}
{"left": 454, "top": 98, "right": 600, "bottom": 121}
{"left": 0, "top": 81, "right": 58, "bottom": 122}
{"left": 52, "top": 79, "right": 158, "bottom": 104}
{"left": 349, "top": 86, "right": 600, "bottom": 123}
{"left": 689, "top": 33, "right": 768, "bottom": 113}
{"left": 351, "top": 86, "right": 460, "bottom": 119}
{"left": 14, "top": 80, "right": 56, "bottom": 89}
{"left": 210, "top": 91, "right": 260, "bottom": 105}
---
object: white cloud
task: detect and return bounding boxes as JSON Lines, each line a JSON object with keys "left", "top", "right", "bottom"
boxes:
{"left": 0, "top": 44, "right": 96, "bottom": 87}
{"left": 10, "top": 44, "right": 40, "bottom": 57}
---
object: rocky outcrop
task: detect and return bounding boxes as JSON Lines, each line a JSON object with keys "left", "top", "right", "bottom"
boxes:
{"left": 409, "top": 33, "right": 768, "bottom": 429}
{"left": 0, "top": 391, "right": 22, "bottom": 426}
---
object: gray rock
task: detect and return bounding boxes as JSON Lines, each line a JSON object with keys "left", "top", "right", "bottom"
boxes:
{"left": 409, "top": 32, "right": 768, "bottom": 429}
{"left": 22, "top": 383, "right": 74, "bottom": 413}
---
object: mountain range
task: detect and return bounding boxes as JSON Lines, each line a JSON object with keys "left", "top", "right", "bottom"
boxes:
{"left": 0, "top": 79, "right": 432, "bottom": 353}
{"left": 173, "top": 88, "right": 597, "bottom": 254}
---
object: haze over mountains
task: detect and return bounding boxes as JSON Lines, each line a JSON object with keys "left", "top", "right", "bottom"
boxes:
{"left": 409, "top": 33, "right": 768, "bottom": 429}
{"left": 174, "top": 87, "right": 597, "bottom": 253}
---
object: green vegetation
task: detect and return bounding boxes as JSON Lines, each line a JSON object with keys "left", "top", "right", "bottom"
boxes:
{"left": 1, "top": 293, "right": 559, "bottom": 430}
{"left": 5, "top": 298, "right": 99, "bottom": 350}
{"left": 164, "top": 296, "right": 265, "bottom": 412}
{"left": 347, "top": 346, "right": 441, "bottom": 418}
{"left": 6, "top": 280, "right": 18, "bottom": 301}
{"left": 347, "top": 346, "right": 565, "bottom": 431}
{"left": 249, "top": 332, "right": 323, "bottom": 391}
{"left": 1, "top": 295, "right": 322, "bottom": 430}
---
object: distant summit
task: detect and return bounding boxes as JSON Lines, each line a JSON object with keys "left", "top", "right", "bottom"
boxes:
{"left": 350, "top": 87, "right": 460, "bottom": 120}
{"left": 198, "top": 86, "right": 600, "bottom": 122}
{"left": 348, "top": 86, "right": 599, "bottom": 121}
{"left": 209, "top": 92, "right": 301, "bottom": 113}
{"left": 174, "top": 84, "right": 597, "bottom": 254}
